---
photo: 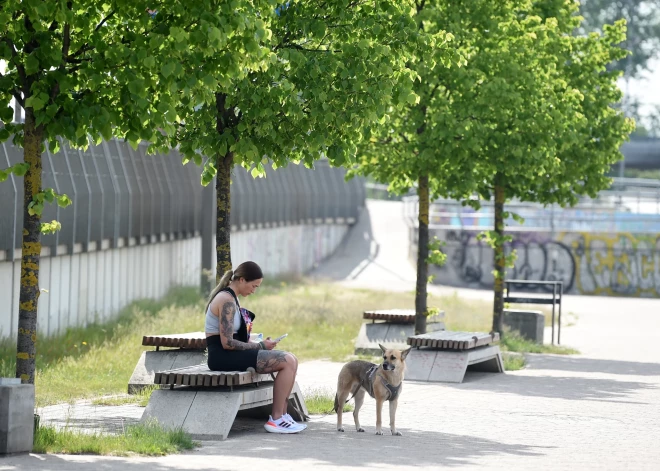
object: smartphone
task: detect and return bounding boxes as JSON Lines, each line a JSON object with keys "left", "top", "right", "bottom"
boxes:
{"left": 274, "top": 333, "right": 288, "bottom": 342}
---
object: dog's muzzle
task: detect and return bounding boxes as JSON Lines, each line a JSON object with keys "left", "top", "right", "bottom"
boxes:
{"left": 382, "top": 362, "right": 394, "bottom": 371}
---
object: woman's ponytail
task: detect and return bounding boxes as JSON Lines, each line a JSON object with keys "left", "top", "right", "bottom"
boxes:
{"left": 206, "top": 269, "right": 234, "bottom": 313}
{"left": 218, "top": 269, "right": 233, "bottom": 289}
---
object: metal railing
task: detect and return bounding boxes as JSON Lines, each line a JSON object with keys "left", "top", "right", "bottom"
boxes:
{"left": 504, "top": 280, "right": 563, "bottom": 345}
{"left": 402, "top": 178, "right": 660, "bottom": 234}
{"left": 0, "top": 138, "right": 365, "bottom": 258}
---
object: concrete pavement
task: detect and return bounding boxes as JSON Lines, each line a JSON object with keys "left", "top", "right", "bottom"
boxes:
{"left": 4, "top": 356, "right": 660, "bottom": 470}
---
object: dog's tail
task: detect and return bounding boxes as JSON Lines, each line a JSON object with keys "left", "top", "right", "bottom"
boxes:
{"left": 332, "top": 393, "right": 339, "bottom": 414}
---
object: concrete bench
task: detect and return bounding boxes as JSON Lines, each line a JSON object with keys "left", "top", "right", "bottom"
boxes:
{"left": 355, "top": 309, "right": 445, "bottom": 355}
{"left": 141, "top": 364, "right": 309, "bottom": 440}
{"left": 405, "top": 331, "right": 504, "bottom": 383}
{"left": 128, "top": 332, "right": 208, "bottom": 394}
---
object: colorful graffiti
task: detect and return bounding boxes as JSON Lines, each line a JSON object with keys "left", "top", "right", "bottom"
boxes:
{"left": 563, "top": 232, "right": 660, "bottom": 297}
{"left": 430, "top": 229, "right": 660, "bottom": 297}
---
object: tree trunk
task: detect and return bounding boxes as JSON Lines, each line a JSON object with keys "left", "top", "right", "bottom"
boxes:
{"left": 16, "top": 108, "right": 43, "bottom": 384}
{"left": 215, "top": 152, "right": 233, "bottom": 283}
{"left": 492, "top": 174, "right": 506, "bottom": 335}
{"left": 415, "top": 175, "right": 429, "bottom": 335}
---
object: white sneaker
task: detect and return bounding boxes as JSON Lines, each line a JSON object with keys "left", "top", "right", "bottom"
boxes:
{"left": 284, "top": 413, "right": 307, "bottom": 430}
{"left": 264, "top": 415, "right": 303, "bottom": 434}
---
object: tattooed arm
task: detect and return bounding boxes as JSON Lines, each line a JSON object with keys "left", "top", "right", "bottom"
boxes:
{"left": 218, "top": 298, "right": 260, "bottom": 350}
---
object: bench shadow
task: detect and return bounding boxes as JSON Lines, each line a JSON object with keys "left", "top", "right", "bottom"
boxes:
{"left": 525, "top": 354, "right": 660, "bottom": 377}
{"left": 453, "top": 370, "right": 658, "bottom": 403}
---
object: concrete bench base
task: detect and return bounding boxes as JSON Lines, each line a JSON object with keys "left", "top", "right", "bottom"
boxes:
{"left": 128, "top": 350, "right": 206, "bottom": 394}
{"left": 405, "top": 345, "right": 505, "bottom": 383}
{"left": 355, "top": 322, "right": 445, "bottom": 355}
{"left": 140, "top": 382, "right": 308, "bottom": 440}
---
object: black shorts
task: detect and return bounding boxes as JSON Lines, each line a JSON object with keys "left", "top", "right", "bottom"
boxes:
{"left": 206, "top": 335, "right": 259, "bottom": 371}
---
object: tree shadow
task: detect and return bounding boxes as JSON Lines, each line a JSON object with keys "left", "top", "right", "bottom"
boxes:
{"left": 525, "top": 354, "right": 660, "bottom": 377}
{"left": 13, "top": 420, "right": 549, "bottom": 469}
{"left": 453, "top": 370, "right": 658, "bottom": 403}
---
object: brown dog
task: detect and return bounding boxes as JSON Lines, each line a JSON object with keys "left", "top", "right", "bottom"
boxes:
{"left": 334, "top": 344, "right": 411, "bottom": 436}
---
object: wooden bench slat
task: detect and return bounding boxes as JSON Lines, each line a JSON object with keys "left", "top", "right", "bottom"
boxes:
{"left": 152, "top": 365, "right": 276, "bottom": 388}
{"left": 142, "top": 332, "right": 207, "bottom": 349}
{"left": 363, "top": 309, "right": 445, "bottom": 324}
{"left": 407, "top": 330, "right": 499, "bottom": 350}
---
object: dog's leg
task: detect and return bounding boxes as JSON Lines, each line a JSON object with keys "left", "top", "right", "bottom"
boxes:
{"left": 375, "top": 397, "right": 385, "bottom": 435}
{"left": 335, "top": 390, "right": 351, "bottom": 432}
{"left": 353, "top": 388, "right": 366, "bottom": 432}
{"left": 389, "top": 399, "right": 401, "bottom": 436}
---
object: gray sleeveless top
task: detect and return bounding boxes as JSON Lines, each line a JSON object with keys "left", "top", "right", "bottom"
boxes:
{"left": 205, "top": 289, "right": 241, "bottom": 334}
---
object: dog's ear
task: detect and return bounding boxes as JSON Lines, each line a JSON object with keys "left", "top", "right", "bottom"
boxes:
{"left": 378, "top": 343, "right": 387, "bottom": 354}
{"left": 401, "top": 347, "right": 412, "bottom": 361}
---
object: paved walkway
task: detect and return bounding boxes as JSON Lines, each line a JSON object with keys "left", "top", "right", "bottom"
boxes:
{"left": 3, "top": 200, "right": 660, "bottom": 470}
{"left": 5, "top": 357, "right": 660, "bottom": 470}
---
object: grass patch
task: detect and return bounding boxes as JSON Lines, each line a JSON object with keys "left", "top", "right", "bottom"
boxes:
{"left": 502, "top": 352, "right": 526, "bottom": 371}
{"left": 304, "top": 388, "right": 353, "bottom": 415}
{"left": 500, "top": 331, "right": 579, "bottom": 355}
{"left": 0, "top": 286, "right": 201, "bottom": 407}
{"left": 2, "top": 280, "right": 578, "bottom": 407}
{"left": 33, "top": 421, "right": 197, "bottom": 456}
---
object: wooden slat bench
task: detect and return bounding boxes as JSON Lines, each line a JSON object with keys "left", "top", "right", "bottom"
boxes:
{"left": 142, "top": 332, "right": 207, "bottom": 350}
{"left": 153, "top": 365, "right": 273, "bottom": 390}
{"left": 407, "top": 331, "right": 500, "bottom": 350}
{"left": 141, "top": 364, "right": 308, "bottom": 440}
{"left": 355, "top": 309, "right": 445, "bottom": 355}
{"left": 128, "top": 332, "right": 208, "bottom": 394}
{"left": 405, "top": 330, "right": 504, "bottom": 383}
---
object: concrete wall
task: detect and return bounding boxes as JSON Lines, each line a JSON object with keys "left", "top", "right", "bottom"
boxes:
{"left": 415, "top": 228, "right": 660, "bottom": 297}
{"left": 230, "top": 224, "right": 348, "bottom": 276}
{"left": 0, "top": 223, "right": 348, "bottom": 341}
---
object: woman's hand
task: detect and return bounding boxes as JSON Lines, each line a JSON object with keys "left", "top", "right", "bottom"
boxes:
{"left": 262, "top": 337, "right": 278, "bottom": 350}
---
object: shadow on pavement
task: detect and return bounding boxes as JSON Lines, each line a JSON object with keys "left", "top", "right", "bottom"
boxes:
{"left": 200, "top": 423, "right": 549, "bottom": 467}
{"left": 525, "top": 354, "right": 660, "bottom": 377}
{"left": 7, "top": 421, "right": 549, "bottom": 470}
{"left": 452, "top": 369, "right": 658, "bottom": 403}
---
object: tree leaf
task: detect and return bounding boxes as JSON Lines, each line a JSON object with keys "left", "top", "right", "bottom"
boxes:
{"left": 11, "top": 163, "right": 30, "bottom": 177}
{"left": 161, "top": 62, "right": 177, "bottom": 78}
{"left": 56, "top": 194, "right": 72, "bottom": 208}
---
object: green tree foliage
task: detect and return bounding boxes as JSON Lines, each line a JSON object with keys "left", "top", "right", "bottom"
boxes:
{"left": 169, "top": 0, "right": 455, "bottom": 281}
{"left": 579, "top": 0, "right": 660, "bottom": 79}
{"left": 0, "top": 0, "right": 272, "bottom": 383}
{"left": 353, "top": 0, "right": 633, "bottom": 334}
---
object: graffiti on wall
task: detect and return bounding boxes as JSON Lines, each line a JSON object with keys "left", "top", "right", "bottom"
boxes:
{"left": 432, "top": 229, "right": 660, "bottom": 297}
{"left": 441, "top": 230, "right": 575, "bottom": 291}
{"left": 563, "top": 232, "right": 660, "bottom": 297}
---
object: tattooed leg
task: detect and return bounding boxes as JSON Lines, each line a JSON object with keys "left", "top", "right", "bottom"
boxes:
{"left": 257, "top": 350, "right": 296, "bottom": 419}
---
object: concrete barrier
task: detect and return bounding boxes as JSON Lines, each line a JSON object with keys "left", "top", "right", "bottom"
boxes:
{"left": 504, "top": 309, "right": 545, "bottom": 344}
{"left": 0, "top": 378, "right": 34, "bottom": 455}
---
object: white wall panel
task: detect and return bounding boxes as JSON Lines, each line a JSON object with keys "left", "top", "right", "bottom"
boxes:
{"left": 1, "top": 226, "right": 348, "bottom": 341}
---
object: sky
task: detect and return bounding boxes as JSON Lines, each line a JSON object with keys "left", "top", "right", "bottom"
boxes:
{"left": 623, "top": 58, "right": 660, "bottom": 119}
